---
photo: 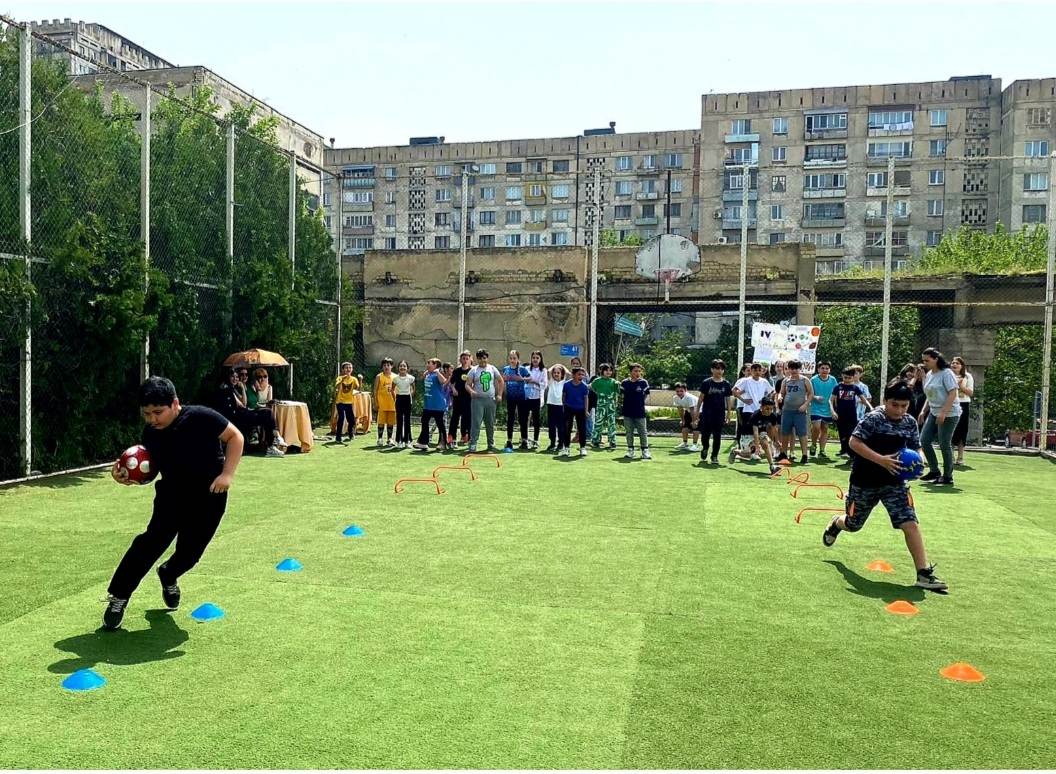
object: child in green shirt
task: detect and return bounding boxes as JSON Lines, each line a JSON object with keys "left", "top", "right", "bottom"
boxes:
{"left": 590, "top": 363, "right": 619, "bottom": 449}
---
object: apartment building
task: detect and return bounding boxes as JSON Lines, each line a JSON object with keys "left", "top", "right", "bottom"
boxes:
{"left": 29, "top": 18, "right": 174, "bottom": 75}
{"left": 700, "top": 76, "right": 1004, "bottom": 274}
{"left": 322, "top": 128, "right": 699, "bottom": 255}
{"left": 998, "top": 79, "right": 1056, "bottom": 231}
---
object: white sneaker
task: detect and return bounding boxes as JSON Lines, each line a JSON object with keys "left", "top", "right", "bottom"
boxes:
{"left": 560, "top": 448, "right": 570, "bottom": 457}
{"left": 642, "top": 449, "right": 652, "bottom": 460}
{"left": 675, "top": 441, "right": 687, "bottom": 450}
{"left": 750, "top": 453, "right": 760, "bottom": 461}
{"left": 625, "top": 450, "right": 636, "bottom": 459}
{"left": 387, "top": 439, "right": 396, "bottom": 447}
{"left": 689, "top": 443, "right": 700, "bottom": 452}
{"left": 579, "top": 447, "right": 587, "bottom": 457}
{"left": 265, "top": 446, "right": 284, "bottom": 457}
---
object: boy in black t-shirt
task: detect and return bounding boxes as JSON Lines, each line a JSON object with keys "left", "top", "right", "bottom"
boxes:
{"left": 448, "top": 350, "right": 474, "bottom": 446}
{"left": 693, "top": 359, "right": 733, "bottom": 464}
{"left": 831, "top": 367, "right": 872, "bottom": 456}
{"left": 728, "top": 397, "right": 780, "bottom": 474}
{"left": 103, "top": 377, "right": 244, "bottom": 630}
{"left": 822, "top": 380, "right": 947, "bottom": 591}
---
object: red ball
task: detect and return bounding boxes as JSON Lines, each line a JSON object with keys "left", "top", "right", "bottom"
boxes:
{"left": 118, "top": 445, "right": 157, "bottom": 485}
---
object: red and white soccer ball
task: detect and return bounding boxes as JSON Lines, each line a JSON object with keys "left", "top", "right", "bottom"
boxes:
{"left": 118, "top": 445, "right": 157, "bottom": 485}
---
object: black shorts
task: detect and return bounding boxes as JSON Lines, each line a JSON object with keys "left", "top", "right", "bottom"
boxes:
{"left": 681, "top": 411, "right": 696, "bottom": 429}
{"left": 845, "top": 484, "right": 918, "bottom": 530}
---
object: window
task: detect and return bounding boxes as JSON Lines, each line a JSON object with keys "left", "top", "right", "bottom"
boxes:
{"left": 524, "top": 184, "right": 541, "bottom": 199}
{"left": 504, "top": 233, "right": 522, "bottom": 247}
{"left": 552, "top": 208, "right": 570, "bottom": 223}
{"left": 771, "top": 204, "right": 784, "bottom": 220}
{"left": 614, "top": 205, "right": 632, "bottom": 219}
{"left": 1025, "top": 173, "right": 1049, "bottom": 191}
{"left": 506, "top": 162, "right": 523, "bottom": 174}
{"left": 641, "top": 204, "right": 656, "bottom": 218}
{"left": 664, "top": 153, "right": 683, "bottom": 168}
{"left": 723, "top": 203, "right": 756, "bottom": 221}
{"left": 772, "top": 146, "right": 787, "bottom": 162}
{"left": 435, "top": 165, "right": 452, "bottom": 178}
{"left": 805, "top": 113, "right": 847, "bottom": 132}
{"left": 505, "top": 186, "right": 523, "bottom": 201}
{"left": 479, "top": 210, "right": 496, "bottom": 225}
{"left": 551, "top": 184, "right": 570, "bottom": 199}
{"left": 868, "top": 141, "right": 912, "bottom": 158}
{"left": 552, "top": 159, "right": 570, "bottom": 173}
{"left": 479, "top": 162, "right": 497, "bottom": 175}
{"left": 929, "top": 169, "right": 945, "bottom": 186}
{"left": 641, "top": 179, "right": 657, "bottom": 194}
{"left": 642, "top": 154, "right": 657, "bottom": 169}
{"left": 480, "top": 186, "right": 496, "bottom": 200}
{"left": 929, "top": 109, "right": 948, "bottom": 127}
{"left": 868, "top": 110, "right": 913, "bottom": 129}
{"left": 384, "top": 237, "right": 397, "bottom": 250}
{"left": 478, "top": 234, "right": 495, "bottom": 248}
{"left": 664, "top": 203, "right": 682, "bottom": 218}
{"left": 385, "top": 191, "right": 396, "bottom": 204}
{"left": 801, "top": 231, "right": 844, "bottom": 248}
{"left": 435, "top": 236, "right": 451, "bottom": 248}
{"left": 725, "top": 169, "right": 758, "bottom": 190}
{"left": 323, "top": 215, "right": 332, "bottom": 229}
{"left": 1023, "top": 204, "right": 1046, "bottom": 223}
{"left": 803, "top": 173, "right": 846, "bottom": 190}
{"left": 616, "top": 156, "right": 632, "bottom": 171}
{"left": 803, "top": 203, "right": 845, "bottom": 220}
{"left": 350, "top": 237, "right": 373, "bottom": 252}
{"left": 769, "top": 232, "right": 786, "bottom": 245}
{"left": 527, "top": 159, "right": 544, "bottom": 174}
{"left": 727, "top": 145, "right": 758, "bottom": 164}
{"left": 435, "top": 189, "right": 452, "bottom": 202}
{"left": 731, "top": 119, "right": 752, "bottom": 135}
{"left": 866, "top": 230, "right": 908, "bottom": 247}
{"left": 615, "top": 180, "right": 632, "bottom": 196}
{"left": 434, "top": 212, "right": 450, "bottom": 227}
{"left": 1028, "top": 108, "right": 1052, "bottom": 126}
{"left": 385, "top": 214, "right": 397, "bottom": 227}
{"left": 322, "top": 192, "right": 332, "bottom": 207}
{"left": 505, "top": 210, "right": 522, "bottom": 225}
{"left": 929, "top": 139, "right": 947, "bottom": 157}
{"left": 529, "top": 208, "right": 546, "bottom": 223}
{"left": 927, "top": 230, "right": 942, "bottom": 246}
{"left": 346, "top": 191, "right": 373, "bottom": 204}
{"left": 771, "top": 175, "right": 786, "bottom": 192}
{"left": 928, "top": 199, "right": 944, "bottom": 216}
{"left": 805, "top": 143, "right": 846, "bottom": 162}
{"left": 527, "top": 233, "right": 543, "bottom": 247}
{"left": 772, "top": 117, "right": 789, "bottom": 135}
{"left": 670, "top": 178, "right": 683, "bottom": 193}
{"left": 1025, "top": 140, "right": 1049, "bottom": 157}
{"left": 552, "top": 231, "right": 569, "bottom": 246}
{"left": 384, "top": 167, "right": 397, "bottom": 180}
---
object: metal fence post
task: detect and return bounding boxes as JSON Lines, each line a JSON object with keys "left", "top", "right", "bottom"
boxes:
{"left": 226, "top": 122, "right": 234, "bottom": 346}
{"left": 139, "top": 85, "right": 151, "bottom": 381}
{"left": 589, "top": 166, "right": 600, "bottom": 373}
{"left": 457, "top": 168, "right": 468, "bottom": 353}
{"left": 334, "top": 173, "right": 343, "bottom": 371}
{"left": 1039, "top": 152, "right": 1056, "bottom": 452}
{"left": 288, "top": 150, "right": 297, "bottom": 290}
{"left": 737, "top": 163, "right": 750, "bottom": 371}
{"left": 18, "top": 23, "right": 32, "bottom": 477}
{"left": 879, "top": 155, "right": 895, "bottom": 389}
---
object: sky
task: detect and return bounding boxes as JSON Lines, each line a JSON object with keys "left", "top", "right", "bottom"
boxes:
{"left": 5, "top": 0, "right": 1055, "bottom": 148}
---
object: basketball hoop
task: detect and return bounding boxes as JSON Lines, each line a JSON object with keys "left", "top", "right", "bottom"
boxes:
{"left": 633, "top": 235, "right": 700, "bottom": 304}
{"left": 656, "top": 268, "right": 681, "bottom": 303}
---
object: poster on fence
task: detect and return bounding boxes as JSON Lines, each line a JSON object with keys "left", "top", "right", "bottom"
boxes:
{"left": 751, "top": 323, "right": 822, "bottom": 373}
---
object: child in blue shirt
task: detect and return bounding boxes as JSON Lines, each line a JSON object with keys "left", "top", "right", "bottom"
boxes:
{"left": 621, "top": 363, "right": 652, "bottom": 460}
{"left": 562, "top": 366, "right": 590, "bottom": 458}
{"left": 413, "top": 358, "right": 449, "bottom": 451}
{"left": 810, "top": 361, "right": 838, "bottom": 457}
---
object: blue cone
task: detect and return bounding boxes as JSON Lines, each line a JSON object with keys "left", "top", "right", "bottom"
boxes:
{"left": 62, "top": 668, "right": 106, "bottom": 692}
{"left": 190, "top": 602, "right": 225, "bottom": 621}
{"left": 342, "top": 524, "right": 364, "bottom": 537}
{"left": 276, "top": 557, "right": 303, "bottom": 572}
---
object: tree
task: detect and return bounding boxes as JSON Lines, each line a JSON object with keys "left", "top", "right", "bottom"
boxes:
{"left": 917, "top": 223, "right": 1047, "bottom": 274}
{"left": 600, "top": 228, "right": 644, "bottom": 247}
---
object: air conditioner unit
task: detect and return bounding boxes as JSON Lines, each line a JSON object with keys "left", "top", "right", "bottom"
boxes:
{"left": 717, "top": 236, "right": 729, "bottom": 245}
{"left": 713, "top": 208, "right": 723, "bottom": 219}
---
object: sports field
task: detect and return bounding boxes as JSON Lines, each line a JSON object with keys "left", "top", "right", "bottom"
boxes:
{"left": 0, "top": 441, "right": 1053, "bottom": 768}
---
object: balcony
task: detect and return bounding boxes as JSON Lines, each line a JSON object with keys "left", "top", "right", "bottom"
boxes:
{"left": 635, "top": 216, "right": 659, "bottom": 226}
{"left": 801, "top": 217, "right": 845, "bottom": 228}
{"left": 637, "top": 164, "right": 661, "bottom": 176}
{"left": 724, "top": 156, "right": 758, "bottom": 167}
{"left": 525, "top": 194, "right": 546, "bottom": 205}
{"left": 525, "top": 221, "right": 547, "bottom": 231}
{"left": 804, "top": 128, "right": 848, "bottom": 141}
{"left": 523, "top": 172, "right": 547, "bottom": 181}
{"left": 721, "top": 218, "right": 757, "bottom": 229}
{"left": 868, "top": 124, "right": 914, "bottom": 137}
{"left": 802, "top": 188, "right": 846, "bottom": 199}
{"left": 724, "top": 132, "right": 760, "bottom": 143}
{"left": 342, "top": 225, "right": 375, "bottom": 236}
{"left": 804, "top": 157, "right": 847, "bottom": 168}
{"left": 342, "top": 177, "right": 376, "bottom": 188}
{"left": 504, "top": 222, "right": 523, "bottom": 229}
{"left": 865, "top": 215, "right": 910, "bottom": 227}
{"left": 863, "top": 259, "right": 910, "bottom": 272}
{"left": 866, "top": 185, "right": 912, "bottom": 197}
{"left": 867, "top": 155, "right": 913, "bottom": 166}
{"left": 864, "top": 245, "right": 910, "bottom": 257}
{"left": 722, "top": 189, "right": 758, "bottom": 202}
{"left": 636, "top": 191, "right": 659, "bottom": 200}
{"left": 815, "top": 246, "right": 845, "bottom": 258}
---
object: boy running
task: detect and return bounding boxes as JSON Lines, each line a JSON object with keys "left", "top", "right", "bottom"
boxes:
{"left": 822, "top": 380, "right": 947, "bottom": 591}
{"left": 777, "top": 360, "right": 813, "bottom": 464}
{"left": 810, "top": 361, "right": 837, "bottom": 457}
{"left": 590, "top": 363, "right": 619, "bottom": 449}
{"left": 693, "top": 359, "right": 733, "bottom": 464}
{"left": 104, "top": 377, "right": 244, "bottom": 630}
{"left": 832, "top": 367, "right": 872, "bottom": 456}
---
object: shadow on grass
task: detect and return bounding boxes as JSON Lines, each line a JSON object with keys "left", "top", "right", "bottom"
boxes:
{"left": 0, "top": 469, "right": 108, "bottom": 491}
{"left": 728, "top": 467, "right": 777, "bottom": 480}
{"left": 823, "top": 560, "right": 925, "bottom": 603}
{"left": 48, "top": 609, "right": 189, "bottom": 674}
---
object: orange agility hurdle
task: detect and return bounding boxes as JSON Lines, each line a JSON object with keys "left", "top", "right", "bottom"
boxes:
{"left": 793, "top": 506, "right": 843, "bottom": 524}
{"left": 791, "top": 482, "right": 845, "bottom": 501}
{"left": 394, "top": 477, "right": 445, "bottom": 495}
{"left": 462, "top": 453, "right": 502, "bottom": 468}
{"left": 432, "top": 465, "right": 479, "bottom": 481}
{"left": 771, "top": 467, "right": 811, "bottom": 484}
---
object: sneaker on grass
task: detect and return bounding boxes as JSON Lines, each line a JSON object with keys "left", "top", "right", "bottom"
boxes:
{"left": 102, "top": 595, "right": 128, "bottom": 630}
{"left": 915, "top": 565, "right": 948, "bottom": 591}
{"left": 822, "top": 516, "right": 841, "bottom": 547}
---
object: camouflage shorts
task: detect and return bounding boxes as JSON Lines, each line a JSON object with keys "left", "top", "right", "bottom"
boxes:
{"left": 845, "top": 484, "right": 917, "bottom": 530}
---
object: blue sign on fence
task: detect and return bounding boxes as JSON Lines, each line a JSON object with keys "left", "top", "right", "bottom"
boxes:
{"left": 560, "top": 344, "right": 581, "bottom": 357}
{"left": 614, "top": 315, "right": 645, "bottom": 338}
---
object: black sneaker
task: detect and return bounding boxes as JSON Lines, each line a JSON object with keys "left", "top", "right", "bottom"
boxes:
{"left": 158, "top": 568, "right": 180, "bottom": 609}
{"left": 775, "top": 452, "right": 788, "bottom": 463}
{"left": 936, "top": 476, "right": 955, "bottom": 486}
{"left": 102, "top": 595, "right": 128, "bottom": 630}
{"left": 915, "top": 564, "right": 948, "bottom": 591}
{"left": 519, "top": 440, "right": 529, "bottom": 450}
{"left": 800, "top": 455, "right": 808, "bottom": 464}
{"left": 710, "top": 456, "right": 719, "bottom": 464}
{"left": 822, "top": 517, "right": 841, "bottom": 547}
{"left": 920, "top": 471, "right": 941, "bottom": 483}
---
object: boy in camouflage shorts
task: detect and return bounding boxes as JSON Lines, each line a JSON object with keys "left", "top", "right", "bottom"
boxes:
{"left": 590, "top": 363, "right": 618, "bottom": 448}
{"left": 822, "top": 380, "right": 948, "bottom": 591}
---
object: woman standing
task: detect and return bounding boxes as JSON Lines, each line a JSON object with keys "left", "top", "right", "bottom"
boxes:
{"left": 919, "top": 347, "right": 961, "bottom": 486}
{"left": 951, "top": 357, "right": 974, "bottom": 465}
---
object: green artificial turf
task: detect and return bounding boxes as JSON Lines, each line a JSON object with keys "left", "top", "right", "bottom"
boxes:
{"left": 0, "top": 439, "right": 1054, "bottom": 768}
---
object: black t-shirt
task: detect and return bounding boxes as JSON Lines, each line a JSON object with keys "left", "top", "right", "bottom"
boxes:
{"left": 452, "top": 366, "right": 472, "bottom": 404}
{"left": 698, "top": 378, "right": 733, "bottom": 416}
{"left": 747, "top": 409, "right": 779, "bottom": 432}
{"left": 141, "top": 405, "right": 229, "bottom": 486}
{"left": 833, "top": 383, "right": 864, "bottom": 415}
{"left": 216, "top": 382, "right": 242, "bottom": 419}
{"left": 850, "top": 408, "right": 921, "bottom": 488}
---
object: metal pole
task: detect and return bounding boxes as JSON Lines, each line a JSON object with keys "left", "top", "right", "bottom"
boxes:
{"left": 880, "top": 155, "right": 895, "bottom": 390}
{"left": 737, "top": 163, "right": 750, "bottom": 371}
{"left": 288, "top": 150, "right": 297, "bottom": 290}
{"left": 334, "top": 173, "right": 343, "bottom": 371}
{"left": 589, "top": 166, "right": 601, "bottom": 373}
{"left": 1039, "top": 152, "right": 1056, "bottom": 452}
{"left": 139, "top": 85, "right": 151, "bottom": 382}
{"left": 335, "top": 173, "right": 344, "bottom": 374}
{"left": 666, "top": 168, "right": 672, "bottom": 233}
{"left": 18, "top": 24, "right": 31, "bottom": 477}
{"left": 457, "top": 168, "right": 468, "bottom": 353}
{"left": 226, "top": 123, "right": 235, "bottom": 346}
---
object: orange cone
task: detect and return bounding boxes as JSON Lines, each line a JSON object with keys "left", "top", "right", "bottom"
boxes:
{"left": 885, "top": 600, "right": 919, "bottom": 616}
{"left": 940, "top": 662, "right": 986, "bottom": 682}
{"left": 867, "top": 560, "right": 894, "bottom": 573}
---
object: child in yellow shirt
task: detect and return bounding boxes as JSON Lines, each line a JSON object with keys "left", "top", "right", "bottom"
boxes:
{"left": 373, "top": 357, "right": 396, "bottom": 446}
{"left": 333, "top": 362, "right": 359, "bottom": 444}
